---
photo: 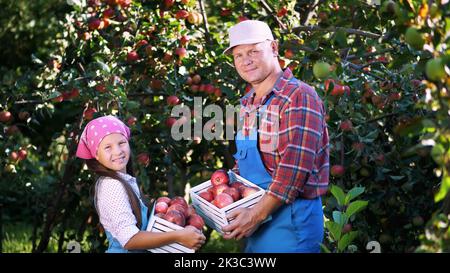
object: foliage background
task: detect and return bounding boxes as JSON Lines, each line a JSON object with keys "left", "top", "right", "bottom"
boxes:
{"left": 0, "top": 0, "right": 449, "bottom": 253}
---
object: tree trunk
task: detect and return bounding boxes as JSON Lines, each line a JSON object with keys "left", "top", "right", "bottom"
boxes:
{"left": 34, "top": 119, "right": 84, "bottom": 253}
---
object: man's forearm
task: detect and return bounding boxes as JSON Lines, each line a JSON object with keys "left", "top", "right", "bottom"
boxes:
{"left": 251, "top": 193, "right": 284, "bottom": 223}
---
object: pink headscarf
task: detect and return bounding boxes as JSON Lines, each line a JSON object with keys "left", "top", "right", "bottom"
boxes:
{"left": 76, "top": 115, "right": 131, "bottom": 159}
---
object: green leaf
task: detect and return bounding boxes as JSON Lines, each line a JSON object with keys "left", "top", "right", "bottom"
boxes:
{"left": 344, "top": 186, "right": 365, "bottom": 204}
{"left": 96, "top": 61, "right": 110, "bottom": 73}
{"left": 362, "top": 130, "right": 379, "bottom": 143}
{"left": 338, "top": 231, "right": 359, "bottom": 252}
{"left": 330, "top": 184, "right": 346, "bottom": 206}
{"left": 31, "top": 54, "right": 43, "bottom": 65}
{"left": 435, "top": 174, "right": 450, "bottom": 202}
{"left": 126, "top": 100, "right": 140, "bottom": 110}
{"left": 325, "top": 221, "right": 342, "bottom": 241}
{"left": 320, "top": 243, "right": 331, "bottom": 253}
{"left": 389, "top": 175, "right": 405, "bottom": 181}
{"left": 333, "top": 211, "right": 347, "bottom": 226}
{"left": 345, "top": 200, "right": 368, "bottom": 218}
{"left": 431, "top": 144, "right": 445, "bottom": 165}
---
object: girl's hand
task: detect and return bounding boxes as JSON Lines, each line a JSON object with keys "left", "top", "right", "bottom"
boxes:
{"left": 176, "top": 226, "right": 206, "bottom": 250}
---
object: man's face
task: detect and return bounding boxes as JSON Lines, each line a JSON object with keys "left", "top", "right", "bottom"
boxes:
{"left": 232, "top": 40, "right": 278, "bottom": 85}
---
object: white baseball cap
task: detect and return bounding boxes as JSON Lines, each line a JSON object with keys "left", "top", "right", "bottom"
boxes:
{"left": 223, "top": 20, "right": 275, "bottom": 55}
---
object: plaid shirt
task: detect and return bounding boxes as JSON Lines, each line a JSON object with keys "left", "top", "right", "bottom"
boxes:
{"left": 233, "top": 68, "right": 329, "bottom": 203}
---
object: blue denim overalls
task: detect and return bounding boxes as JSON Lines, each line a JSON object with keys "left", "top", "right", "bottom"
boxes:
{"left": 105, "top": 199, "right": 149, "bottom": 253}
{"left": 234, "top": 92, "right": 324, "bottom": 253}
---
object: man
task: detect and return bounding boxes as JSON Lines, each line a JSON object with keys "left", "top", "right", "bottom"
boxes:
{"left": 222, "top": 20, "right": 329, "bottom": 253}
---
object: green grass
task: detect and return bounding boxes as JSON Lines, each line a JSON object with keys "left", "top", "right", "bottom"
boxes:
{"left": 2, "top": 222, "right": 57, "bottom": 253}
{"left": 2, "top": 222, "right": 241, "bottom": 253}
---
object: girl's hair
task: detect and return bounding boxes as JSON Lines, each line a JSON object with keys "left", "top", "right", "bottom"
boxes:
{"left": 86, "top": 158, "right": 145, "bottom": 229}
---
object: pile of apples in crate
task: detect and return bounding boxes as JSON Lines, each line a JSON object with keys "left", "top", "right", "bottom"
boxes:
{"left": 154, "top": 196, "right": 205, "bottom": 232}
{"left": 199, "top": 169, "right": 261, "bottom": 208}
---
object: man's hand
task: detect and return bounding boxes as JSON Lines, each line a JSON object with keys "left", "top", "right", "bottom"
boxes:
{"left": 222, "top": 207, "right": 261, "bottom": 240}
{"left": 222, "top": 193, "right": 283, "bottom": 240}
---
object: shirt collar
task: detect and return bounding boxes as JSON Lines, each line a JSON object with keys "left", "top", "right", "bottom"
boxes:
{"left": 240, "top": 68, "right": 294, "bottom": 107}
{"left": 117, "top": 171, "right": 135, "bottom": 183}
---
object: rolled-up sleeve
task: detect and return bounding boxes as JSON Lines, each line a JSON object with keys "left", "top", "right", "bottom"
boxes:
{"left": 268, "top": 92, "right": 325, "bottom": 203}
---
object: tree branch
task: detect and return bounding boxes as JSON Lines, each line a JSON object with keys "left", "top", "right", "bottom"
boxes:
{"left": 342, "top": 60, "right": 385, "bottom": 81}
{"left": 258, "top": 0, "right": 287, "bottom": 30}
{"left": 198, "top": 0, "right": 212, "bottom": 45}
{"left": 292, "top": 25, "right": 382, "bottom": 39}
{"left": 346, "top": 48, "right": 394, "bottom": 60}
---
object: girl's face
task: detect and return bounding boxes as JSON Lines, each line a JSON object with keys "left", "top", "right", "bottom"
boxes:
{"left": 95, "top": 133, "right": 130, "bottom": 173}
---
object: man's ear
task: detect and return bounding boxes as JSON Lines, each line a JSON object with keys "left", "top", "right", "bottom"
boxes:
{"left": 271, "top": 40, "right": 279, "bottom": 57}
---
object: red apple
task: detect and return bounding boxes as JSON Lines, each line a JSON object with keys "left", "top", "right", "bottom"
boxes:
{"left": 9, "top": 151, "right": 18, "bottom": 161}
{"left": 163, "top": 210, "right": 185, "bottom": 227}
{"left": 214, "top": 88, "right": 222, "bottom": 97}
{"left": 277, "top": 6, "right": 288, "bottom": 17}
{"left": 70, "top": 88, "right": 79, "bottom": 99}
{"left": 192, "top": 74, "right": 201, "bottom": 84}
{"left": 18, "top": 149, "right": 27, "bottom": 160}
{"left": 210, "top": 169, "right": 230, "bottom": 187}
{"left": 180, "top": 35, "right": 190, "bottom": 46}
{"left": 156, "top": 196, "right": 171, "bottom": 205}
{"left": 127, "top": 116, "right": 137, "bottom": 126}
{"left": 339, "top": 120, "right": 353, "bottom": 132}
{"left": 186, "top": 205, "right": 196, "bottom": 218}
{"left": 284, "top": 49, "right": 294, "bottom": 59}
{"left": 211, "top": 184, "right": 230, "bottom": 198}
{"left": 103, "top": 8, "right": 115, "bottom": 18}
{"left": 230, "top": 182, "right": 245, "bottom": 192}
{"left": 199, "top": 191, "right": 213, "bottom": 202}
{"left": 223, "top": 187, "right": 240, "bottom": 202}
{"left": 175, "top": 10, "right": 189, "bottom": 20}
{"left": 212, "top": 193, "right": 234, "bottom": 209}
{"left": 155, "top": 212, "right": 165, "bottom": 218}
{"left": 342, "top": 223, "right": 352, "bottom": 234}
{"left": 241, "top": 186, "right": 260, "bottom": 198}
{"left": 170, "top": 196, "right": 188, "bottom": 209}
{"left": 118, "top": 0, "right": 131, "bottom": 8}
{"left": 150, "top": 79, "right": 164, "bottom": 90}
{"left": 83, "top": 108, "right": 97, "bottom": 120}
{"left": 330, "top": 165, "right": 345, "bottom": 177}
{"left": 127, "top": 51, "right": 140, "bottom": 63}
{"left": 220, "top": 8, "right": 232, "bottom": 17}
{"left": 167, "top": 203, "right": 187, "bottom": 218}
{"left": 88, "top": 17, "right": 103, "bottom": 30}
{"left": 165, "top": 117, "right": 177, "bottom": 128}
{"left": 238, "top": 16, "right": 248, "bottom": 22}
{"left": 155, "top": 202, "right": 169, "bottom": 214}
{"left": 175, "top": 47, "right": 187, "bottom": 59}
{"left": 164, "top": 0, "right": 175, "bottom": 9}
{"left": 0, "top": 111, "right": 12, "bottom": 123}
{"left": 95, "top": 84, "right": 107, "bottom": 93}
{"left": 136, "top": 153, "right": 150, "bottom": 166}
{"left": 167, "top": 95, "right": 180, "bottom": 106}
{"left": 187, "top": 214, "right": 205, "bottom": 230}
{"left": 205, "top": 84, "right": 215, "bottom": 94}
{"left": 135, "top": 40, "right": 148, "bottom": 49}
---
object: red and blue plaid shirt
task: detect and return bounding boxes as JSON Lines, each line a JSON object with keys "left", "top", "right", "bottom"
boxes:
{"left": 233, "top": 68, "right": 329, "bottom": 203}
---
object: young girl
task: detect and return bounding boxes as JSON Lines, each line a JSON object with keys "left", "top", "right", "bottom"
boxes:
{"left": 76, "top": 115, "right": 205, "bottom": 253}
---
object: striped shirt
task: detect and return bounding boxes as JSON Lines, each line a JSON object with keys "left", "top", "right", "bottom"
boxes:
{"left": 234, "top": 68, "right": 329, "bottom": 203}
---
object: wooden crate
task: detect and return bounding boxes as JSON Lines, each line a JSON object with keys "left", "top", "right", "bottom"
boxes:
{"left": 146, "top": 205, "right": 195, "bottom": 253}
{"left": 189, "top": 171, "right": 265, "bottom": 234}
